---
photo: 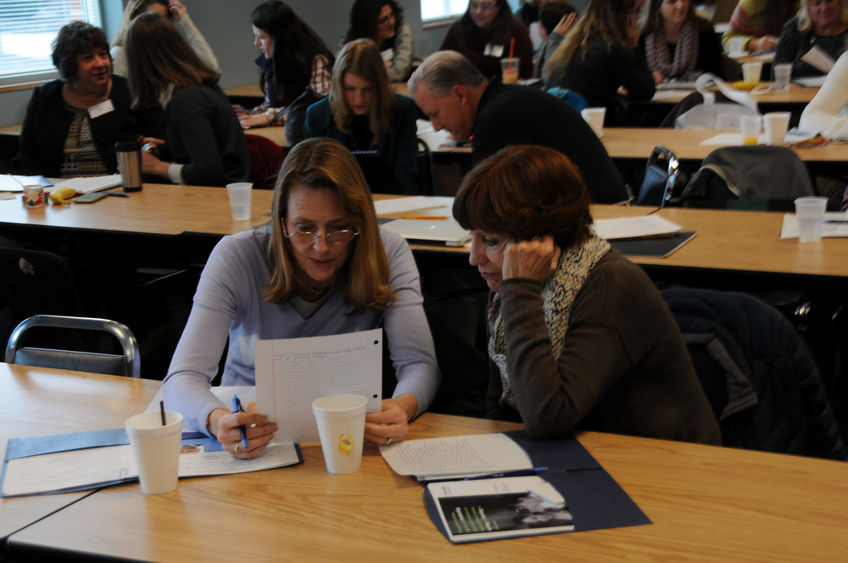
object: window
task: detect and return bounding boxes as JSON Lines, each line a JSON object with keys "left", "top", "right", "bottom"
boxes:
{"left": 421, "top": 0, "right": 468, "bottom": 22}
{"left": 0, "top": 0, "right": 103, "bottom": 88}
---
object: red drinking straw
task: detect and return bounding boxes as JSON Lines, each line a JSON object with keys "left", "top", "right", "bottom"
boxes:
{"left": 508, "top": 38, "right": 515, "bottom": 72}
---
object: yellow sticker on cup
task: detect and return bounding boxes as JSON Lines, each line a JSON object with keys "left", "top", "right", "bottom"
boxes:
{"left": 338, "top": 434, "right": 354, "bottom": 454}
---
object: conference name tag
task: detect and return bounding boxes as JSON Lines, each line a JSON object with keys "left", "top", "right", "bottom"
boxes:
{"left": 483, "top": 43, "right": 504, "bottom": 57}
{"left": 88, "top": 99, "right": 114, "bottom": 119}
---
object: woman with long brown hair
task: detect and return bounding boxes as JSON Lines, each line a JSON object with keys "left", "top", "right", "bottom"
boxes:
{"left": 126, "top": 12, "right": 248, "bottom": 186}
{"left": 163, "top": 138, "right": 438, "bottom": 457}
{"left": 303, "top": 39, "right": 418, "bottom": 194}
{"left": 545, "top": 0, "right": 655, "bottom": 125}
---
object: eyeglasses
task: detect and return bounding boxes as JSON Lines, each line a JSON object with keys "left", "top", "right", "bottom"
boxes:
{"left": 283, "top": 222, "right": 360, "bottom": 245}
{"left": 377, "top": 12, "right": 395, "bottom": 25}
{"left": 470, "top": 1, "right": 497, "bottom": 11}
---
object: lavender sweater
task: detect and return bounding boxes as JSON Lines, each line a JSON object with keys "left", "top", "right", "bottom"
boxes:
{"left": 163, "top": 227, "right": 439, "bottom": 434}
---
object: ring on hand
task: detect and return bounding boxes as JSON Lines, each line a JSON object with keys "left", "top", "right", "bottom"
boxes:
{"left": 384, "top": 436, "right": 392, "bottom": 446}
{"left": 233, "top": 443, "right": 240, "bottom": 454}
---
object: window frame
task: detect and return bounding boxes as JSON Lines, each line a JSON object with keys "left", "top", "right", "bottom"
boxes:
{"left": 0, "top": 0, "right": 105, "bottom": 91}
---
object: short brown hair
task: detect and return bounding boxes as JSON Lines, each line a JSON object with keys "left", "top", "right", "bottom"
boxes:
{"left": 265, "top": 138, "right": 395, "bottom": 309}
{"left": 51, "top": 21, "right": 110, "bottom": 87}
{"left": 126, "top": 12, "right": 220, "bottom": 107}
{"left": 453, "top": 145, "right": 592, "bottom": 249}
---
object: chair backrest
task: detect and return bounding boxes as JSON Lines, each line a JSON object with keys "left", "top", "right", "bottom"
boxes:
{"left": 416, "top": 138, "right": 435, "bottom": 196}
{"left": 0, "top": 246, "right": 87, "bottom": 350}
{"left": 636, "top": 145, "right": 682, "bottom": 207}
{"left": 245, "top": 133, "right": 285, "bottom": 190}
{"left": 662, "top": 288, "right": 847, "bottom": 460}
{"left": 668, "top": 145, "right": 815, "bottom": 211}
{"left": 5, "top": 315, "right": 141, "bottom": 378}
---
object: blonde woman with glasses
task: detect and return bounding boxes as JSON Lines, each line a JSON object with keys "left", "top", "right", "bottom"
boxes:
{"left": 163, "top": 138, "right": 439, "bottom": 458}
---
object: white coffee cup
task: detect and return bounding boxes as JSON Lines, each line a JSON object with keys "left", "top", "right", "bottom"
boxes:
{"left": 580, "top": 107, "right": 606, "bottom": 138}
{"left": 312, "top": 394, "right": 367, "bottom": 474}
{"left": 763, "top": 112, "right": 791, "bottom": 145}
{"left": 728, "top": 36, "right": 747, "bottom": 56}
{"left": 226, "top": 182, "right": 253, "bottom": 221}
{"left": 125, "top": 411, "right": 183, "bottom": 494}
{"left": 794, "top": 196, "right": 828, "bottom": 242}
{"left": 742, "top": 61, "right": 763, "bottom": 84}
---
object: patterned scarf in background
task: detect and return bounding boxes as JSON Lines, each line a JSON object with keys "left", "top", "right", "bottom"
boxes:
{"left": 488, "top": 233, "right": 610, "bottom": 409}
{"left": 644, "top": 18, "right": 699, "bottom": 79}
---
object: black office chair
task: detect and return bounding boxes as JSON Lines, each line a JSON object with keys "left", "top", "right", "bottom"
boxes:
{"left": 5, "top": 315, "right": 141, "bottom": 378}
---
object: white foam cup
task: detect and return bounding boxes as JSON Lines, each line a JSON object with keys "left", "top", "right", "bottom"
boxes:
{"left": 794, "top": 196, "right": 827, "bottom": 242}
{"left": 763, "top": 112, "right": 791, "bottom": 145}
{"left": 226, "top": 182, "right": 253, "bottom": 221}
{"left": 580, "top": 107, "right": 606, "bottom": 138}
{"left": 312, "top": 394, "right": 367, "bottom": 474}
{"left": 125, "top": 411, "right": 183, "bottom": 494}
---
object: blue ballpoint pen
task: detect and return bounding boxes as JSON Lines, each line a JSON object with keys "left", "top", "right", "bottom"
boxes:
{"left": 232, "top": 394, "right": 248, "bottom": 449}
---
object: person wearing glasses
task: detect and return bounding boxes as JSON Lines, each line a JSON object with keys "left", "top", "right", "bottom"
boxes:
{"left": 163, "top": 138, "right": 439, "bottom": 458}
{"left": 440, "top": 0, "right": 534, "bottom": 79}
{"left": 452, "top": 144, "right": 720, "bottom": 443}
{"left": 544, "top": 0, "right": 656, "bottom": 126}
{"left": 303, "top": 39, "right": 418, "bottom": 194}
{"left": 345, "top": 0, "right": 414, "bottom": 82}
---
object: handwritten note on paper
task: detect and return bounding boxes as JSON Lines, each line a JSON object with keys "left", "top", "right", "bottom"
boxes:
{"left": 380, "top": 434, "right": 533, "bottom": 478}
{"left": 255, "top": 329, "right": 383, "bottom": 443}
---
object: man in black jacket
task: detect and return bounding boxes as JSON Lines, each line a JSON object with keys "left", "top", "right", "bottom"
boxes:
{"left": 408, "top": 50, "right": 628, "bottom": 204}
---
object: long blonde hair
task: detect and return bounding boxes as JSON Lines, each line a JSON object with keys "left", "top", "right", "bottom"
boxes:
{"left": 544, "top": 0, "right": 638, "bottom": 81}
{"left": 329, "top": 38, "right": 397, "bottom": 145}
{"left": 265, "top": 138, "right": 395, "bottom": 310}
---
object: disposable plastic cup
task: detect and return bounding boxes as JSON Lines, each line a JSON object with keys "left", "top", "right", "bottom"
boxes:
{"left": 728, "top": 36, "right": 747, "bottom": 56}
{"left": 763, "top": 112, "right": 791, "bottom": 145}
{"left": 581, "top": 107, "right": 606, "bottom": 138}
{"left": 125, "top": 411, "right": 183, "bottom": 494}
{"left": 773, "top": 63, "right": 791, "bottom": 93}
{"left": 226, "top": 182, "right": 253, "bottom": 221}
{"left": 794, "top": 196, "right": 827, "bottom": 242}
{"left": 500, "top": 58, "right": 519, "bottom": 84}
{"left": 312, "top": 394, "right": 367, "bottom": 474}
{"left": 739, "top": 115, "right": 761, "bottom": 145}
{"left": 742, "top": 61, "right": 763, "bottom": 84}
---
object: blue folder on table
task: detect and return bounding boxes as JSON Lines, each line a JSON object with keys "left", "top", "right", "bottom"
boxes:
{"left": 423, "top": 430, "right": 651, "bottom": 543}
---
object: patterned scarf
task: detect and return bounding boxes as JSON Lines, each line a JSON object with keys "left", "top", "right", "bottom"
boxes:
{"left": 488, "top": 232, "right": 610, "bottom": 408}
{"left": 644, "top": 18, "right": 699, "bottom": 80}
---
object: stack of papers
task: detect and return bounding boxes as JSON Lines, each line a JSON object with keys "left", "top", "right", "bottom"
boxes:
{"left": 45, "top": 174, "right": 122, "bottom": 194}
{"left": 780, "top": 212, "right": 848, "bottom": 238}
{"left": 593, "top": 215, "right": 682, "bottom": 240}
{"left": 0, "top": 174, "right": 52, "bottom": 192}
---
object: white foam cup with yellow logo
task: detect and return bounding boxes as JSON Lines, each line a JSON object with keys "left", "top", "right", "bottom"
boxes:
{"left": 312, "top": 394, "right": 367, "bottom": 474}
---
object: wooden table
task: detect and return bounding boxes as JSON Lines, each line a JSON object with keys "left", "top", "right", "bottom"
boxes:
{"left": 650, "top": 81, "right": 816, "bottom": 105}
{"left": 5, "top": 389, "right": 848, "bottom": 561}
{"left": 0, "top": 183, "right": 274, "bottom": 237}
{"left": 601, "top": 127, "right": 848, "bottom": 162}
{"left": 0, "top": 363, "right": 160, "bottom": 542}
